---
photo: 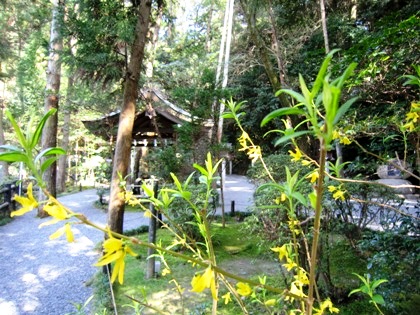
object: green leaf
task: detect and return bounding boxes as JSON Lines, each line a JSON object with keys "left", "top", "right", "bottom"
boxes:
{"left": 273, "top": 130, "right": 312, "bottom": 146}
{"left": 198, "top": 175, "right": 207, "bottom": 184}
{"left": 371, "top": 279, "right": 388, "bottom": 291}
{"left": 193, "top": 163, "right": 208, "bottom": 177}
{"left": 0, "top": 145, "right": 24, "bottom": 152}
{"left": 308, "top": 191, "right": 317, "bottom": 209}
{"left": 291, "top": 192, "right": 307, "bottom": 206}
{"left": 352, "top": 273, "right": 370, "bottom": 287}
{"left": 30, "top": 108, "right": 57, "bottom": 149}
{"left": 348, "top": 288, "right": 362, "bottom": 296}
{"left": 335, "top": 62, "right": 357, "bottom": 89}
{"left": 275, "top": 89, "right": 306, "bottom": 105}
{"left": 170, "top": 172, "right": 183, "bottom": 192}
{"left": 221, "top": 112, "right": 235, "bottom": 119}
{"left": 34, "top": 147, "right": 66, "bottom": 166}
{"left": 333, "top": 96, "right": 358, "bottom": 124}
{"left": 40, "top": 156, "right": 59, "bottom": 173}
{"left": 183, "top": 172, "right": 196, "bottom": 188}
{"left": 299, "top": 74, "right": 312, "bottom": 106}
{"left": 371, "top": 294, "right": 385, "bottom": 305}
{"left": 142, "top": 182, "right": 155, "bottom": 197}
{"left": 0, "top": 151, "right": 28, "bottom": 163}
{"left": 181, "top": 191, "right": 192, "bottom": 200}
{"left": 311, "top": 49, "right": 338, "bottom": 97}
{"left": 256, "top": 182, "right": 284, "bottom": 193}
{"left": 5, "top": 110, "right": 27, "bottom": 148}
{"left": 261, "top": 107, "right": 305, "bottom": 127}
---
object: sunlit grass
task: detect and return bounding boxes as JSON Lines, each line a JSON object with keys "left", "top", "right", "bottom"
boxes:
{"left": 113, "top": 220, "right": 276, "bottom": 314}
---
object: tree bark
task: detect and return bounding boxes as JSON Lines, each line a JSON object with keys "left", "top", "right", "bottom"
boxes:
{"left": 57, "top": 76, "right": 73, "bottom": 193}
{"left": 239, "top": 0, "right": 289, "bottom": 108}
{"left": 39, "top": 0, "right": 63, "bottom": 216}
{"left": 0, "top": 96, "right": 9, "bottom": 179}
{"left": 107, "top": 0, "right": 152, "bottom": 234}
{"left": 267, "top": 0, "right": 286, "bottom": 86}
{"left": 320, "top": 0, "right": 330, "bottom": 53}
{"left": 216, "top": 0, "right": 234, "bottom": 144}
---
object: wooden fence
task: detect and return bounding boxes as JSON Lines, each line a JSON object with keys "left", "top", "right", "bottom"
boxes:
{"left": 0, "top": 183, "right": 19, "bottom": 217}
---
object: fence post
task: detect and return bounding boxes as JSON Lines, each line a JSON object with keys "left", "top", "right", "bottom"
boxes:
{"left": 4, "top": 183, "right": 12, "bottom": 214}
{"left": 146, "top": 181, "right": 159, "bottom": 279}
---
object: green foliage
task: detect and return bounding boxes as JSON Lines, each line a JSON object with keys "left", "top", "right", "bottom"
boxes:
{"left": 90, "top": 272, "right": 113, "bottom": 315}
{"left": 64, "top": 0, "right": 137, "bottom": 83}
{"left": 146, "top": 146, "right": 185, "bottom": 180}
{"left": 163, "top": 180, "right": 219, "bottom": 242}
{"left": 358, "top": 215, "right": 420, "bottom": 314}
{"left": 349, "top": 273, "right": 388, "bottom": 315}
{"left": 0, "top": 109, "right": 65, "bottom": 187}
{"left": 325, "top": 181, "right": 404, "bottom": 242}
{"left": 247, "top": 154, "right": 313, "bottom": 184}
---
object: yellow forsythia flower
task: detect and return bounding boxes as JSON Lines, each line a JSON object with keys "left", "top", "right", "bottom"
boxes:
{"left": 247, "top": 145, "right": 262, "bottom": 163}
{"left": 294, "top": 267, "right": 309, "bottom": 286}
{"left": 11, "top": 183, "right": 38, "bottom": 217}
{"left": 289, "top": 147, "right": 302, "bottom": 162}
{"left": 340, "top": 136, "right": 351, "bottom": 145}
{"left": 406, "top": 111, "right": 419, "bottom": 123}
{"left": 264, "top": 299, "right": 277, "bottom": 306}
{"left": 95, "top": 236, "right": 137, "bottom": 284}
{"left": 191, "top": 266, "right": 217, "bottom": 300}
{"left": 302, "top": 159, "right": 312, "bottom": 166}
{"left": 333, "top": 190, "right": 345, "bottom": 201}
{"left": 314, "top": 298, "right": 340, "bottom": 314}
{"left": 281, "top": 192, "right": 287, "bottom": 202}
{"left": 286, "top": 282, "right": 307, "bottom": 301}
{"left": 238, "top": 131, "right": 250, "bottom": 151}
{"left": 271, "top": 244, "right": 289, "bottom": 261}
{"left": 144, "top": 209, "right": 152, "bottom": 218}
{"left": 236, "top": 282, "right": 252, "bottom": 296}
{"left": 162, "top": 268, "right": 171, "bottom": 276}
{"left": 283, "top": 258, "right": 298, "bottom": 271}
{"left": 44, "top": 200, "right": 69, "bottom": 220}
{"left": 328, "top": 185, "right": 337, "bottom": 192}
{"left": 49, "top": 223, "right": 74, "bottom": 243}
{"left": 222, "top": 292, "right": 232, "bottom": 305}
{"left": 306, "top": 170, "right": 319, "bottom": 183}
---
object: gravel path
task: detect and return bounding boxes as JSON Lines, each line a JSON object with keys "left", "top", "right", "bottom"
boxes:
{"left": 0, "top": 175, "right": 255, "bottom": 315}
{"left": 0, "top": 189, "right": 149, "bottom": 315}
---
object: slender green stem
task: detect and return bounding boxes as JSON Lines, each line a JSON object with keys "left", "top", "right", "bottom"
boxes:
{"left": 307, "top": 137, "right": 326, "bottom": 314}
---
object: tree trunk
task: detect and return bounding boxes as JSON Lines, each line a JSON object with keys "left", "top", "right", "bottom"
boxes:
{"left": 57, "top": 76, "right": 73, "bottom": 193}
{"left": 205, "top": 0, "right": 214, "bottom": 52}
{"left": 146, "top": 2, "right": 163, "bottom": 78}
{"left": 350, "top": 0, "right": 357, "bottom": 20}
{"left": 239, "top": 0, "right": 289, "bottom": 108}
{"left": 216, "top": 0, "right": 234, "bottom": 144}
{"left": 320, "top": 0, "right": 330, "bottom": 53}
{"left": 39, "top": 0, "right": 63, "bottom": 216}
{"left": 107, "top": 0, "right": 152, "bottom": 234}
{"left": 0, "top": 96, "right": 9, "bottom": 179}
{"left": 268, "top": 0, "right": 286, "bottom": 86}
{"left": 210, "top": 0, "right": 230, "bottom": 142}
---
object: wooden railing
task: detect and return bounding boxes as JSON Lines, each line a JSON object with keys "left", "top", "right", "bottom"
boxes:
{"left": 0, "top": 183, "right": 19, "bottom": 217}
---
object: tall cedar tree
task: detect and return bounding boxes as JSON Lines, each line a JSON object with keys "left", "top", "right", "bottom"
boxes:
{"left": 107, "top": 0, "right": 154, "bottom": 234}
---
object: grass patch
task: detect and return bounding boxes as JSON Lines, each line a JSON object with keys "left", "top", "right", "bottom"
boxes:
{"left": 111, "top": 220, "right": 278, "bottom": 314}
{"left": 97, "top": 220, "right": 372, "bottom": 314}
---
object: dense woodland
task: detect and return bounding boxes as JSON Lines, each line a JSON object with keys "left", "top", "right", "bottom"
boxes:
{"left": 0, "top": 0, "right": 418, "bottom": 184}
{"left": 0, "top": 0, "right": 419, "bottom": 314}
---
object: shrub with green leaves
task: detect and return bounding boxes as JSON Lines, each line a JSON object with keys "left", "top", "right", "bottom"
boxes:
{"left": 247, "top": 153, "right": 313, "bottom": 184}
{"left": 357, "top": 215, "right": 420, "bottom": 314}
